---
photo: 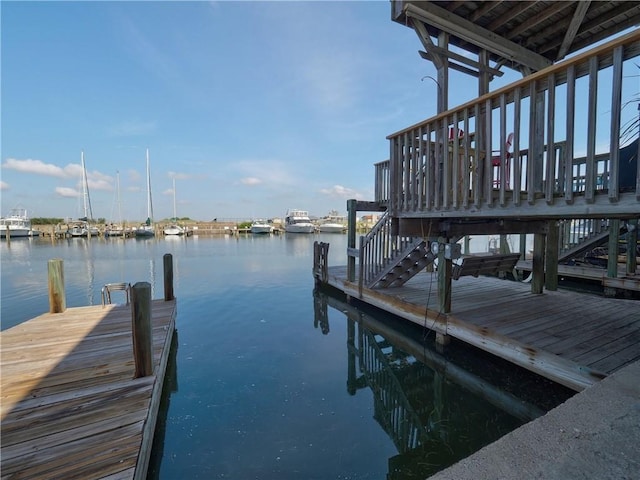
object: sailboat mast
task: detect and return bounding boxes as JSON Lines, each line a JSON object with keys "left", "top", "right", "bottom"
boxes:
{"left": 116, "top": 171, "right": 122, "bottom": 224}
{"left": 146, "top": 148, "right": 153, "bottom": 223}
{"left": 172, "top": 177, "right": 177, "bottom": 221}
{"left": 81, "top": 151, "right": 94, "bottom": 221}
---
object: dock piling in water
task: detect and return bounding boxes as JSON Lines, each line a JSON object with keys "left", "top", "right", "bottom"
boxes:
{"left": 131, "top": 281, "right": 153, "bottom": 378}
{"left": 163, "top": 253, "right": 174, "bottom": 301}
{"left": 47, "top": 258, "right": 66, "bottom": 313}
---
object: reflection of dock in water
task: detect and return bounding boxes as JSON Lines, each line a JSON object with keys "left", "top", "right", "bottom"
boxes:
{"left": 314, "top": 288, "right": 563, "bottom": 478}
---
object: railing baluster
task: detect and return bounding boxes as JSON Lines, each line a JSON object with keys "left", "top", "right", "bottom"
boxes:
{"left": 545, "top": 73, "right": 557, "bottom": 204}
{"left": 513, "top": 87, "right": 522, "bottom": 205}
{"left": 565, "top": 65, "right": 576, "bottom": 203}
{"left": 608, "top": 45, "right": 623, "bottom": 203}
{"left": 585, "top": 56, "right": 598, "bottom": 203}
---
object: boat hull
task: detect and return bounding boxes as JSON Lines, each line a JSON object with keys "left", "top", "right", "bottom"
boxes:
{"left": 164, "top": 226, "right": 184, "bottom": 236}
{"left": 318, "top": 223, "right": 345, "bottom": 233}
{"left": 284, "top": 224, "right": 315, "bottom": 233}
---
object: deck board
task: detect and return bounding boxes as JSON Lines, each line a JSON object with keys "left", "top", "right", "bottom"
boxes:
{"left": 323, "top": 266, "right": 640, "bottom": 391}
{"left": 0, "top": 299, "right": 176, "bottom": 480}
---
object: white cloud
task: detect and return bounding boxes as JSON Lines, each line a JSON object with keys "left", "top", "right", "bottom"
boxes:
{"left": 2, "top": 158, "right": 75, "bottom": 178}
{"left": 240, "top": 177, "right": 262, "bottom": 186}
{"left": 0, "top": 181, "right": 8, "bottom": 190}
{"left": 319, "top": 184, "right": 364, "bottom": 200}
{"left": 55, "top": 187, "right": 80, "bottom": 198}
{"left": 233, "top": 160, "right": 296, "bottom": 187}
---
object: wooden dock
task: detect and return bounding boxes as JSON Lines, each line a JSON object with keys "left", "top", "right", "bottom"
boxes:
{"left": 1, "top": 298, "right": 176, "bottom": 479}
{"left": 320, "top": 266, "right": 640, "bottom": 392}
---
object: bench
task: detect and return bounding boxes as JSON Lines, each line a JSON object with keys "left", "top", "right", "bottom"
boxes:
{"left": 452, "top": 253, "right": 521, "bottom": 280}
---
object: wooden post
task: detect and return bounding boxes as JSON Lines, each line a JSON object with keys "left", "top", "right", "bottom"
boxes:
{"left": 626, "top": 219, "right": 638, "bottom": 275}
{"left": 347, "top": 199, "right": 357, "bottom": 282}
{"left": 48, "top": 259, "right": 66, "bottom": 313}
{"left": 545, "top": 221, "right": 559, "bottom": 291}
{"left": 532, "top": 233, "right": 545, "bottom": 294}
{"left": 131, "top": 281, "right": 153, "bottom": 378}
{"left": 163, "top": 253, "right": 174, "bottom": 301}
{"left": 437, "top": 238, "right": 452, "bottom": 313}
{"left": 605, "top": 219, "right": 621, "bottom": 297}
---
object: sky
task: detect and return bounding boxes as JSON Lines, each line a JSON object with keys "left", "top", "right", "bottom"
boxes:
{"left": 2, "top": 2, "right": 634, "bottom": 223}
{"left": 0, "top": 0, "right": 504, "bottom": 222}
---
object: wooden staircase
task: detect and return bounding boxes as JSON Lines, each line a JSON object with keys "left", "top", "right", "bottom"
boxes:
{"left": 358, "top": 211, "right": 436, "bottom": 290}
{"left": 369, "top": 239, "right": 435, "bottom": 288}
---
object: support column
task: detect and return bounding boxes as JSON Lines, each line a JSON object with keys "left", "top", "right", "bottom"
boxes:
{"left": 606, "top": 219, "right": 620, "bottom": 297}
{"left": 347, "top": 199, "right": 357, "bottom": 282}
{"left": 437, "top": 238, "right": 452, "bottom": 313}
{"left": 532, "top": 233, "right": 545, "bottom": 294}
{"left": 545, "top": 221, "right": 559, "bottom": 291}
{"left": 626, "top": 219, "right": 638, "bottom": 275}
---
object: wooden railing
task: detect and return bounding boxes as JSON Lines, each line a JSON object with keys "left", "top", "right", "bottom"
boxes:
{"left": 358, "top": 211, "right": 416, "bottom": 290}
{"left": 384, "top": 30, "right": 640, "bottom": 219}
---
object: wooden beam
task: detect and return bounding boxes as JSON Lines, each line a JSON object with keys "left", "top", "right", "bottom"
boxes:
{"left": 403, "top": 2, "right": 551, "bottom": 72}
{"left": 418, "top": 46, "right": 503, "bottom": 77}
{"left": 557, "top": 1, "right": 591, "bottom": 60}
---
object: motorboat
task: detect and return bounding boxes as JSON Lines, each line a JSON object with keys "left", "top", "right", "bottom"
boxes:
{"left": 68, "top": 220, "right": 89, "bottom": 237}
{"left": 318, "top": 211, "right": 346, "bottom": 233}
{"left": 284, "top": 209, "right": 315, "bottom": 233}
{"left": 164, "top": 224, "right": 185, "bottom": 236}
{"left": 250, "top": 220, "right": 273, "bottom": 234}
{"left": 0, "top": 208, "right": 40, "bottom": 238}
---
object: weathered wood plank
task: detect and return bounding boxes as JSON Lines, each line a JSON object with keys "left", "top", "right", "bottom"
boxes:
{"left": 322, "top": 266, "right": 640, "bottom": 392}
{"left": 0, "top": 298, "right": 176, "bottom": 480}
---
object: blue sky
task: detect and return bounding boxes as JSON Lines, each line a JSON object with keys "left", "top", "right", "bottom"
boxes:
{"left": 4, "top": 2, "right": 634, "bottom": 223}
{"left": 2, "top": 0, "right": 511, "bottom": 222}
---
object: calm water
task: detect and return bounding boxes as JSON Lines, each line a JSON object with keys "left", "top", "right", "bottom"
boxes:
{"left": 0, "top": 234, "right": 573, "bottom": 479}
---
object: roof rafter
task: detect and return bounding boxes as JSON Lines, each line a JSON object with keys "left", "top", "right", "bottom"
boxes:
{"left": 557, "top": 1, "right": 592, "bottom": 60}
{"left": 403, "top": 1, "right": 552, "bottom": 72}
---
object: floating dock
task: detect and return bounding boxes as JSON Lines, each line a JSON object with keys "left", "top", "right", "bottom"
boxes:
{"left": 318, "top": 266, "right": 640, "bottom": 392}
{"left": 0, "top": 298, "right": 176, "bottom": 479}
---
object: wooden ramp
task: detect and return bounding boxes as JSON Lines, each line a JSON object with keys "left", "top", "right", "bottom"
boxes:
{"left": 0, "top": 299, "right": 176, "bottom": 480}
{"left": 321, "top": 266, "right": 640, "bottom": 392}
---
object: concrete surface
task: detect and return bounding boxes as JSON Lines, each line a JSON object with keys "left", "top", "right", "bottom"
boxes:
{"left": 430, "top": 360, "right": 640, "bottom": 479}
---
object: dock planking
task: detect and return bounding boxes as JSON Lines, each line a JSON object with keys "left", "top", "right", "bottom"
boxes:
{"left": 1, "top": 298, "right": 176, "bottom": 480}
{"left": 322, "top": 266, "right": 640, "bottom": 392}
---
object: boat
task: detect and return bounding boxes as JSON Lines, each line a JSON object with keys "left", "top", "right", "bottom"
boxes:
{"left": 250, "top": 220, "right": 273, "bottom": 234}
{"left": 318, "top": 210, "right": 346, "bottom": 233}
{"left": 68, "top": 220, "right": 89, "bottom": 237}
{"left": 105, "top": 171, "right": 126, "bottom": 237}
{"left": 284, "top": 209, "right": 315, "bottom": 233}
{"left": 136, "top": 149, "right": 155, "bottom": 237}
{"left": 77, "top": 151, "right": 99, "bottom": 236}
{"left": 0, "top": 208, "right": 40, "bottom": 238}
{"left": 164, "top": 178, "right": 184, "bottom": 236}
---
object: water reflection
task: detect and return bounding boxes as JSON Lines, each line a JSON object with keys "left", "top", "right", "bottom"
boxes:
{"left": 313, "top": 287, "right": 555, "bottom": 478}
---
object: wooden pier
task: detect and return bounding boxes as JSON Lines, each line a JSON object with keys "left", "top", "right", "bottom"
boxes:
{"left": 0, "top": 298, "right": 176, "bottom": 479}
{"left": 317, "top": 265, "right": 640, "bottom": 392}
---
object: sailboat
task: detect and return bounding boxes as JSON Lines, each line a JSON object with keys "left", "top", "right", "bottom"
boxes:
{"left": 71, "top": 151, "right": 99, "bottom": 237}
{"left": 105, "top": 171, "right": 125, "bottom": 237}
{"left": 163, "top": 177, "right": 184, "bottom": 236}
{"left": 135, "top": 149, "right": 155, "bottom": 237}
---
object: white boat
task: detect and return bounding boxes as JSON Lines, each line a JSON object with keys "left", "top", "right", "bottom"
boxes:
{"left": 250, "top": 220, "right": 273, "bottom": 234}
{"left": 78, "top": 151, "right": 100, "bottom": 237}
{"left": 105, "top": 171, "right": 126, "bottom": 237}
{"left": 0, "top": 208, "right": 40, "bottom": 238}
{"left": 68, "top": 220, "right": 89, "bottom": 237}
{"left": 164, "top": 178, "right": 184, "bottom": 236}
{"left": 318, "top": 211, "right": 346, "bottom": 233}
{"left": 284, "top": 209, "right": 315, "bottom": 233}
{"left": 136, "top": 149, "right": 156, "bottom": 238}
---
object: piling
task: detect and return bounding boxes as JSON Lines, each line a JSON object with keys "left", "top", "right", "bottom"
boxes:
{"left": 163, "top": 253, "right": 174, "bottom": 301}
{"left": 47, "top": 258, "right": 66, "bottom": 313}
{"left": 131, "top": 281, "right": 153, "bottom": 378}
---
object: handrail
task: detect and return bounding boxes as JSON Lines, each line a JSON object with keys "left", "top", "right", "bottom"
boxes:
{"left": 384, "top": 31, "right": 640, "bottom": 218}
{"left": 358, "top": 211, "right": 420, "bottom": 294}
